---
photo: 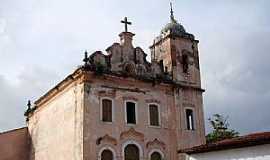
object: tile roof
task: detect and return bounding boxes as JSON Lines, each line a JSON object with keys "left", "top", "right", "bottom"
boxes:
{"left": 179, "top": 132, "right": 270, "bottom": 154}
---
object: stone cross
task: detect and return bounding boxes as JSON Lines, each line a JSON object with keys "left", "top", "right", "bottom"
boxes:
{"left": 121, "top": 17, "right": 132, "bottom": 32}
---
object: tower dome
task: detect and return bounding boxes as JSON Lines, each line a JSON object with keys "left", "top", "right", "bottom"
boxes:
{"left": 159, "top": 3, "right": 194, "bottom": 39}
{"left": 161, "top": 18, "right": 186, "bottom": 35}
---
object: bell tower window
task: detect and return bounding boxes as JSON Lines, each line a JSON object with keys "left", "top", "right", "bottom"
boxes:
{"left": 182, "top": 54, "right": 189, "bottom": 73}
{"left": 186, "top": 109, "right": 195, "bottom": 130}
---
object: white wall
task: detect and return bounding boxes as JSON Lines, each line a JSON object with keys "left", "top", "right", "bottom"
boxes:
{"left": 187, "top": 144, "right": 270, "bottom": 160}
{"left": 28, "top": 83, "right": 84, "bottom": 160}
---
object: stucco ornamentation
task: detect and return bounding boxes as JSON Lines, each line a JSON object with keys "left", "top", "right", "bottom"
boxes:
{"left": 120, "top": 128, "right": 144, "bottom": 142}
{"left": 146, "top": 138, "right": 166, "bottom": 150}
{"left": 122, "top": 96, "right": 138, "bottom": 102}
{"left": 145, "top": 99, "right": 161, "bottom": 104}
{"left": 96, "top": 134, "right": 117, "bottom": 146}
{"left": 183, "top": 102, "right": 195, "bottom": 108}
{"left": 123, "top": 62, "right": 136, "bottom": 76}
{"left": 98, "top": 90, "right": 116, "bottom": 98}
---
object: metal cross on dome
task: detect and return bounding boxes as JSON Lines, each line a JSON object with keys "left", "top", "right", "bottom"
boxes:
{"left": 121, "top": 17, "right": 132, "bottom": 32}
{"left": 170, "top": 2, "right": 175, "bottom": 21}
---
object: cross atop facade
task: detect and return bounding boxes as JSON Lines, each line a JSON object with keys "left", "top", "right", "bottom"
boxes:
{"left": 121, "top": 17, "right": 132, "bottom": 32}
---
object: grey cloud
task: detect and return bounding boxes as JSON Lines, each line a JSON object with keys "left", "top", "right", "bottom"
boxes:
{"left": 202, "top": 19, "right": 270, "bottom": 134}
{"left": 0, "top": 66, "right": 60, "bottom": 132}
{"left": 0, "top": 0, "right": 270, "bottom": 135}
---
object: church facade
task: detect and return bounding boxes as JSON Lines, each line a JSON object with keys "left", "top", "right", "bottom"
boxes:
{"left": 2, "top": 7, "right": 206, "bottom": 160}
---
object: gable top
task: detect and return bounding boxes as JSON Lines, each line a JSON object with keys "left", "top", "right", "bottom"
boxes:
{"left": 83, "top": 31, "right": 171, "bottom": 81}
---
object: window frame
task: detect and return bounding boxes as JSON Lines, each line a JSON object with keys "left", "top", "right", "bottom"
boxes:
{"left": 124, "top": 100, "right": 138, "bottom": 125}
{"left": 100, "top": 97, "right": 114, "bottom": 123}
{"left": 182, "top": 54, "right": 189, "bottom": 74}
{"left": 98, "top": 146, "right": 116, "bottom": 160}
{"left": 148, "top": 103, "right": 161, "bottom": 128}
{"left": 148, "top": 149, "right": 164, "bottom": 160}
{"left": 185, "top": 107, "right": 195, "bottom": 131}
{"left": 122, "top": 140, "right": 143, "bottom": 159}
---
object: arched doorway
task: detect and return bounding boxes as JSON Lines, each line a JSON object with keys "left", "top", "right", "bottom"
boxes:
{"left": 124, "top": 144, "right": 140, "bottom": 160}
{"left": 101, "top": 149, "right": 113, "bottom": 160}
{"left": 150, "top": 152, "right": 162, "bottom": 160}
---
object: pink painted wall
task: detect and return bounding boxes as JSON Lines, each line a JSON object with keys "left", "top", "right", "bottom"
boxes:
{"left": 0, "top": 127, "right": 29, "bottom": 160}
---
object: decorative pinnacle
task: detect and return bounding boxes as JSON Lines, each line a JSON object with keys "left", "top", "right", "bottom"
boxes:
{"left": 27, "top": 100, "right": 31, "bottom": 110}
{"left": 83, "top": 50, "right": 89, "bottom": 65}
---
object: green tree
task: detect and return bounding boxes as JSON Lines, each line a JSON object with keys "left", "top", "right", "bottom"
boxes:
{"left": 206, "top": 114, "right": 239, "bottom": 143}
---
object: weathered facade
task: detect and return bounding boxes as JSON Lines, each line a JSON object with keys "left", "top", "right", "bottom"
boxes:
{"left": 1, "top": 7, "right": 206, "bottom": 160}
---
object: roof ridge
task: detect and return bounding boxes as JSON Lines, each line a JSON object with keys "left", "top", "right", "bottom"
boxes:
{"left": 0, "top": 127, "right": 28, "bottom": 135}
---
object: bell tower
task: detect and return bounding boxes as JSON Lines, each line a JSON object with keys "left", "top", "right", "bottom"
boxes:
{"left": 150, "top": 3, "right": 201, "bottom": 87}
{"left": 150, "top": 3, "right": 206, "bottom": 149}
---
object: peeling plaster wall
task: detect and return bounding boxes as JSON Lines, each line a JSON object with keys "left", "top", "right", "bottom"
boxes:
{"left": 151, "top": 36, "right": 205, "bottom": 152}
{"left": 171, "top": 38, "right": 201, "bottom": 85}
{"left": 175, "top": 88, "right": 205, "bottom": 150}
{"left": 27, "top": 83, "right": 84, "bottom": 160}
{"left": 83, "top": 75, "right": 201, "bottom": 160}
{"left": 83, "top": 78, "right": 173, "bottom": 159}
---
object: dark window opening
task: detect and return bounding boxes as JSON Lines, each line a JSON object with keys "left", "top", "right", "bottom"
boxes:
{"left": 151, "top": 152, "right": 162, "bottom": 160}
{"left": 149, "top": 104, "right": 160, "bottom": 126}
{"left": 182, "top": 54, "right": 189, "bottom": 73}
{"left": 126, "top": 102, "right": 136, "bottom": 124}
{"left": 102, "top": 99, "right": 112, "bottom": 122}
{"left": 124, "top": 144, "right": 139, "bottom": 160}
{"left": 159, "top": 60, "right": 164, "bottom": 72}
{"left": 101, "top": 149, "right": 113, "bottom": 160}
{"left": 186, "top": 109, "right": 194, "bottom": 130}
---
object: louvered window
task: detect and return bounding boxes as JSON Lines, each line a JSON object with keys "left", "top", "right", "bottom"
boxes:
{"left": 149, "top": 104, "right": 160, "bottom": 126}
{"left": 102, "top": 99, "right": 112, "bottom": 122}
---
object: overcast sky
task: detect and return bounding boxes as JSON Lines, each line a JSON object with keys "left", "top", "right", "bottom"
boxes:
{"left": 0, "top": 0, "right": 269, "bottom": 134}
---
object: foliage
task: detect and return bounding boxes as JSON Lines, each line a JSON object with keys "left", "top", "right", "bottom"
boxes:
{"left": 206, "top": 114, "right": 239, "bottom": 143}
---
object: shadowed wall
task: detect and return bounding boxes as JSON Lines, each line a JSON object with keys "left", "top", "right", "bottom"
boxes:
{"left": 0, "top": 127, "right": 29, "bottom": 160}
